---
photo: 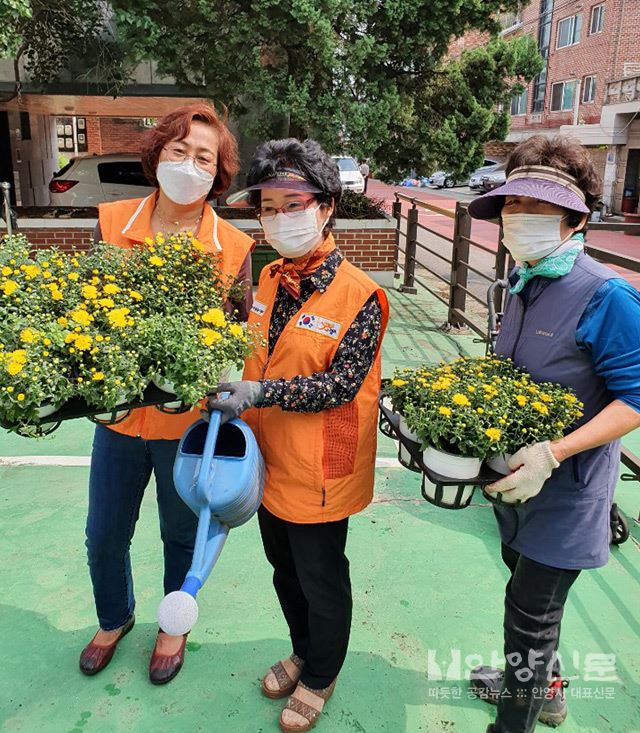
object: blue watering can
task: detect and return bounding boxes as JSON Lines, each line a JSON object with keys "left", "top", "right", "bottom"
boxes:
{"left": 156, "top": 402, "right": 265, "bottom": 636}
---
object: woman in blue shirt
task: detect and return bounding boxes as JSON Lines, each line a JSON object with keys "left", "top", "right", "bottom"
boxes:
{"left": 465, "top": 135, "right": 640, "bottom": 733}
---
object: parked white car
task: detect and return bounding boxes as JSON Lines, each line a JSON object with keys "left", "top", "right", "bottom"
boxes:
{"left": 49, "top": 154, "right": 153, "bottom": 206}
{"left": 331, "top": 156, "right": 365, "bottom": 193}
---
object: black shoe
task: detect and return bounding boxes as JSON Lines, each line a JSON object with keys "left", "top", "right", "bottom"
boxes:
{"left": 470, "top": 666, "right": 568, "bottom": 728}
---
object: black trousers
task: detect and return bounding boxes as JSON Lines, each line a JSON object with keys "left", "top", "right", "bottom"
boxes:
{"left": 495, "top": 543, "right": 580, "bottom": 733}
{"left": 258, "top": 505, "right": 352, "bottom": 689}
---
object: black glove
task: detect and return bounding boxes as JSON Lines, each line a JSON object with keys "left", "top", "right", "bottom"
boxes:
{"left": 204, "top": 381, "right": 264, "bottom": 424}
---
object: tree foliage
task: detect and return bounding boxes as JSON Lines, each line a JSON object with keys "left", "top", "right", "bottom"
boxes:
{"left": 1, "top": 1, "right": 543, "bottom": 178}
{"left": 111, "top": 0, "right": 542, "bottom": 178}
{"left": 0, "top": 0, "right": 131, "bottom": 93}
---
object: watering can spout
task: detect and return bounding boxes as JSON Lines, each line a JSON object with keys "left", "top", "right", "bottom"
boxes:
{"left": 188, "top": 507, "right": 229, "bottom": 587}
{"left": 159, "top": 399, "right": 264, "bottom": 636}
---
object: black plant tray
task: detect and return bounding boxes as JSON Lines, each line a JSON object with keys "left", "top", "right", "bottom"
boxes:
{"left": 378, "top": 397, "right": 509, "bottom": 508}
{"left": 1, "top": 383, "right": 194, "bottom": 436}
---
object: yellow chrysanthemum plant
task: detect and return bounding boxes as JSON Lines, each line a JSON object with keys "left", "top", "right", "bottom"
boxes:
{"left": 385, "top": 365, "right": 434, "bottom": 414}
{"left": 0, "top": 231, "right": 259, "bottom": 432}
{"left": 0, "top": 320, "right": 75, "bottom": 432}
{"left": 390, "top": 356, "right": 583, "bottom": 460}
{"left": 141, "top": 308, "right": 258, "bottom": 407}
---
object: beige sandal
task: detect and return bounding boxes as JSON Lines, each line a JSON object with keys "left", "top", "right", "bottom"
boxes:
{"left": 262, "top": 653, "right": 305, "bottom": 699}
{"left": 279, "top": 679, "right": 337, "bottom": 732}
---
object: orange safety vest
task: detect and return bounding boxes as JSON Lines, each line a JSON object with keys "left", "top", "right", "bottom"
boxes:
{"left": 242, "top": 248, "right": 389, "bottom": 523}
{"left": 97, "top": 193, "right": 254, "bottom": 440}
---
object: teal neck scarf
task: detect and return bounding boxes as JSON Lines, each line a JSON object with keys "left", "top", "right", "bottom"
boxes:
{"left": 510, "top": 233, "right": 584, "bottom": 294}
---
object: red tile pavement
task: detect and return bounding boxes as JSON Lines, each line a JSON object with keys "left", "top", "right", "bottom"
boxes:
{"left": 367, "top": 179, "right": 640, "bottom": 289}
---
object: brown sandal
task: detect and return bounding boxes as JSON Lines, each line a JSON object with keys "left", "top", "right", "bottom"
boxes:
{"left": 261, "top": 653, "right": 305, "bottom": 699}
{"left": 279, "top": 679, "right": 337, "bottom": 732}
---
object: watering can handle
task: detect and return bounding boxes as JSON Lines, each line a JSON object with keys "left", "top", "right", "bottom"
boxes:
{"left": 196, "top": 391, "right": 230, "bottom": 503}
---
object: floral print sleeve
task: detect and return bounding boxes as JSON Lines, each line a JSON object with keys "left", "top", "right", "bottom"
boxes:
{"left": 261, "top": 294, "right": 382, "bottom": 412}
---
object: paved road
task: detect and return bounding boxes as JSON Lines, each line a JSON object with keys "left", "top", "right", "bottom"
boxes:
{"left": 367, "top": 179, "right": 640, "bottom": 290}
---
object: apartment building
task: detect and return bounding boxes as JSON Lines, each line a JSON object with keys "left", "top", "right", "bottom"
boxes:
{"left": 452, "top": 0, "right": 640, "bottom": 213}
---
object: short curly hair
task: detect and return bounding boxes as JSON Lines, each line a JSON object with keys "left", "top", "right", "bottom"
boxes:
{"left": 141, "top": 103, "right": 239, "bottom": 198}
{"left": 246, "top": 138, "right": 342, "bottom": 230}
{"left": 506, "top": 135, "right": 602, "bottom": 226}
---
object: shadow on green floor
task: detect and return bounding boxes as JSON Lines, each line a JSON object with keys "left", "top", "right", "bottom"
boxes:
{"left": 1, "top": 603, "right": 491, "bottom": 733}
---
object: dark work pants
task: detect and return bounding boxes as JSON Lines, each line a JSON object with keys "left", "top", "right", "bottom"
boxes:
{"left": 495, "top": 543, "right": 580, "bottom": 733}
{"left": 258, "top": 505, "right": 352, "bottom": 689}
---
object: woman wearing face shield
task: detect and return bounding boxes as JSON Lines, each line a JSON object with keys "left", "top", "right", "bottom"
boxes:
{"left": 462, "top": 136, "right": 640, "bottom": 733}
{"left": 79, "top": 104, "right": 254, "bottom": 683}
{"left": 208, "top": 138, "right": 389, "bottom": 732}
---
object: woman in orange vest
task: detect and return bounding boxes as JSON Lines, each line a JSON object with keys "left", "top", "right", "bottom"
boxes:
{"left": 79, "top": 104, "right": 254, "bottom": 684}
{"left": 210, "top": 138, "right": 389, "bottom": 732}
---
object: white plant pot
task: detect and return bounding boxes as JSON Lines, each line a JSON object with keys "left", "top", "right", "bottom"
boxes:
{"left": 152, "top": 375, "right": 183, "bottom": 409}
{"left": 37, "top": 402, "right": 58, "bottom": 420}
{"left": 381, "top": 395, "right": 395, "bottom": 414}
{"left": 93, "top": 393, "right": 130, "bottom": 423}
{"left": 486, "top": 453, "right": 514, "bottom": 475}
{"left": 422, "top": 479, "right": 476, "bottom": 508}
{"left": 398, "top": 415, "right": 420, "bottom": 466}
{"left": 422, "top": 445, "right": 482, "bottom": 480}
{"left": 398, "top": 415, "right": 420, "bottom": 442}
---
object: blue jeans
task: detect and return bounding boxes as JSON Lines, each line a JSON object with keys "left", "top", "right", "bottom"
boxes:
{"left": 85, "top": 424, "right": 198, "bottom": 630}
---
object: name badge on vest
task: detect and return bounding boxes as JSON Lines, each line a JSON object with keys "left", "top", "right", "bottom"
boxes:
{"left": 251, "top": 299, "right": 267, "bottom": 316}
{"left": 296, "top": 313, "right": 342, "bottom": 340}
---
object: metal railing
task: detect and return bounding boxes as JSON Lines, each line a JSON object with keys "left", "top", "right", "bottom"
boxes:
{"left": 392, "top": 192, "right": 510, "bottom": 338}
{"left": 392, "top": 192, "right": 640, "bottom": 488}
{"left": 393, "top": 193, "right": 640, "bottom": 338}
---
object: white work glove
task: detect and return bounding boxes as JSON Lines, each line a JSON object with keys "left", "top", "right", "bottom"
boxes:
{"left": 485, "top": 441, "right": 560, "bottom": 504}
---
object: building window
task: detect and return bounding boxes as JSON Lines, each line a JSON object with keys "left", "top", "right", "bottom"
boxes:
{"left": 510, "top": 90, "right": 528, "bottom": 115}
{"left": 582, "top": 75, "right": 596, "bottom": 103}
{"left": 532, "top": 0, "right": 553, "bottom": 113}
{"left": 589, "top": 4, "right": 605, "bottom": 34}
{"left": 550, "top": 80, "right": 577, "bottom": 111}
{"left": 556, "top": 14, "right": 582, "bottom": 49}
{"left": 499, "top": 8, "right": 523, "bottom": 32}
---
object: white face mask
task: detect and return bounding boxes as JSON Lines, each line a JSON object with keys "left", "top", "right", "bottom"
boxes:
{"left": 261, "top": 206, "right": 329, "bottom": 258}
{"left": 502, "top": 213, "right": 572, "bottom": 262}
{"left": 156, "top": 159, "right": 214, "bottom": 205}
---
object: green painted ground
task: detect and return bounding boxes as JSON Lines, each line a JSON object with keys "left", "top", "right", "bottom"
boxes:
{"left": 1, "top": 288, "right": 638, "bottom": 733}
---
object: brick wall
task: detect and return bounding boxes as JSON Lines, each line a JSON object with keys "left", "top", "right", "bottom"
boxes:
{"left": 484, "top": 141, "right": 515, "bottom": 159}
{"left": 84, "top": 117, "right": 148, "bottom": 155}
{"left": 448, "top": 0, "right": 640, "bottom": 133}
{"left": 1, "top": 223, "right": 396, "bottom": 273}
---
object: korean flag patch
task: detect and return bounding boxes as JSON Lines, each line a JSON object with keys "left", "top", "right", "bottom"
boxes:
{"left": 295, "top": 313, "right": 342, "bottom": 340}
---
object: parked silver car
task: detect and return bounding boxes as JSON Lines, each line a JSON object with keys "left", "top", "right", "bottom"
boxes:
{"left": 430, "top": 170, "right": 468, "bottom": 189}
{"left": 468, "top": 159, "right": 501, "bottom": 190}
{"left": 480, "top": 164, "right": 507, "bottom": 192}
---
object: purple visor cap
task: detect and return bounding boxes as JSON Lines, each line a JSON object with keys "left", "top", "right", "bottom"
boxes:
{"left": 226, "top": 168, "right": 323, "bottom": 207}
{"left": 468, "top": 177, "right": 590, "bottom": 220}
